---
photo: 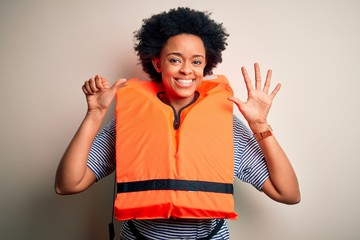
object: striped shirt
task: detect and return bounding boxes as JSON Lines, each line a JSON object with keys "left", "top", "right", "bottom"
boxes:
{"left": 87, "top": 115, "right": 269, "bottom": 239}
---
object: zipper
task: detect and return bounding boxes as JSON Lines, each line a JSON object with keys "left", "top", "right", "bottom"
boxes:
{"left": 157, "top": 92, "right": 199, "bottom": 130}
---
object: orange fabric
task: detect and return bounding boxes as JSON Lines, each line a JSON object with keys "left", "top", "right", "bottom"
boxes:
{"left": 114, "top": 75, "right": 237, "bottom": 220}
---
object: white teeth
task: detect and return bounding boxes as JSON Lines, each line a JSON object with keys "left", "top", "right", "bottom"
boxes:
{"left": 177, "top": 79, "right": 193, "bottom": 84}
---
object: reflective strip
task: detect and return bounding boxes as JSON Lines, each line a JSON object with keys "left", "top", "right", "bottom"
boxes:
{"left": 117, "top": 179, "right": 233, "bottom": 194}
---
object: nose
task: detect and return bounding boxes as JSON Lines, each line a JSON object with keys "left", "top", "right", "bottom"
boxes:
{"left": 180, "top": 62, "right": 192, "bottom": 75}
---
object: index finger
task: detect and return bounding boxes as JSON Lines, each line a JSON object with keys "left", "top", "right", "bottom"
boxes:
{"left": 95, "top": 75, "right": 105, "bottom": 89}
{"left": 241, "top": 66, "right": 253, "bottom": 93}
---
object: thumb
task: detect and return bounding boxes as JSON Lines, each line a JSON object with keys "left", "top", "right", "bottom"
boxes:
{"left": 227, "top": 96, "right": 244, "bottom": 110}
{"left": 111, "top": 78, "right": 127, "bottom": 92}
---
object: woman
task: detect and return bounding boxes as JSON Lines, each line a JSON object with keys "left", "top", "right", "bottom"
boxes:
{"left": 55, "top": 7, "right": 300, "bottom": 239}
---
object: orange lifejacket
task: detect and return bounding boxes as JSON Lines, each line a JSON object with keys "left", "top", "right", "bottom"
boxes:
{"left": 114, "top": 75, "right": 237, "bottom": 220}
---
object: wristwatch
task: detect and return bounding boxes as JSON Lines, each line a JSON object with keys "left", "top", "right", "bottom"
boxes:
{"left": 253, "top": 125, "right": 273, "bottom": 141}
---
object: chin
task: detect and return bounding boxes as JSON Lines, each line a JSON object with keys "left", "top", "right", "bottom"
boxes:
{"left": 176, "top": 89, "right": 197, "bottom": 98}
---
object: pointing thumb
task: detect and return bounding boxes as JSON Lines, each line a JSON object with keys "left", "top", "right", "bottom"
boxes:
{"left": 111, "top": 78, "right": 127, "bottom": 92}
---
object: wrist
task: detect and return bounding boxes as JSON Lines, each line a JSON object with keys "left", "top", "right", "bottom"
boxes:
{"left": 250, "top": 122, "right": 273, "bottom": 141}
{"left": 85, "top": 109, "right": 107, "bottom": 122}
{"left": 249, "top": 121, "right": 271, "bottom": 134}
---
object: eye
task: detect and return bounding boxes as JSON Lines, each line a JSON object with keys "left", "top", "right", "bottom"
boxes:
{"left": 169, "top": 58, "right": 181, "bottom": 64}
{"left": 193, "top": 60, "right": 203, "bottom": 65}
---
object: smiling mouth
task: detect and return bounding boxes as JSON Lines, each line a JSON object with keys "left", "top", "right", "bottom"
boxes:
{"left": 175, "top": 78, "right": 195, "bottom": 87}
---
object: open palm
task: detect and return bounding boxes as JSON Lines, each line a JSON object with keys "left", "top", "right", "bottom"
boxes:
{"left": 228, "top": 63, "right": 281, "bottom": 126}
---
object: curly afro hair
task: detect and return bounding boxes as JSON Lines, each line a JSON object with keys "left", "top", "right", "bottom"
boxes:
{"left": 134, "top": 7, "right": 229, "bottom": 82}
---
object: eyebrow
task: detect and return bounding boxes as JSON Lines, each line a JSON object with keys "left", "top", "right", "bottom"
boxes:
{"left": 167, "top": 52, "right": 205, "bottom": 58}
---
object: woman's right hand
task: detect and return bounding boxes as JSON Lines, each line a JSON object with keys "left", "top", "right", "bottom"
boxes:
{"left": 82, "top": 75, "right": 127, "bottom": 113}
{"left": 55, "top": 75, "right": 127, "bottom": 195}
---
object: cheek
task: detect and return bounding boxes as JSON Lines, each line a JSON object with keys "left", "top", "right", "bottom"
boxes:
{"left": 195, "top": 68, "right": 204, "bottom": 78}
{"left": 161, "top": 64, "right": 178, "bottom": 76}
{"left": 195, "top": 63, "right": 206, "bottom": 76}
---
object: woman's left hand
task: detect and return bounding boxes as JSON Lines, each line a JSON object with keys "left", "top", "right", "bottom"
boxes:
{"left": 229, "top": 63, "right": 301, "bottom": 204}
{"left": 228, "top": 63, "right": 281, "bottom": 133}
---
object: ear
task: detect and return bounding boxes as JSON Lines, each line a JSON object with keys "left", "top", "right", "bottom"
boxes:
{"left": 151, "top": 58, "right": 161, "bottom": 73}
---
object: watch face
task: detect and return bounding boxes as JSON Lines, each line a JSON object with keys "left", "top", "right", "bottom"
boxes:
{"left": 254, "top": 129, "right": 272, "bottom": 140}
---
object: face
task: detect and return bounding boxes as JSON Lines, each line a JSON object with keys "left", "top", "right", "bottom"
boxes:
{"left": 152, "top": 34, "right": 206, "bottom": 108}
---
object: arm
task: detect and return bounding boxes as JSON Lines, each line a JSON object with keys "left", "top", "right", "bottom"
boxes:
{"left": 55, "top": 75, "right": 126, "bottom": 195}
{"left": 228, "top": 63, "right": 300, "bottom": 204}
{"left": 256, "top": 132, "right": 300, "bottom": 204}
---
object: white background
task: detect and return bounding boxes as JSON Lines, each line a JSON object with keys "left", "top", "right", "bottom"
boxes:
{"left": 1, "top": 0, "right": 359, "bottom": 239}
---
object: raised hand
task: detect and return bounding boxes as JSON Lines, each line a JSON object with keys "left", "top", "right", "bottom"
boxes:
{"left": 228, "top": 63, "right": 281, "bottom": 132}
{"left": 55, "top": 75, "right": 127, "bottom": 194}
{"left": 82, "top": 75, "right": 127, "bottom": 113}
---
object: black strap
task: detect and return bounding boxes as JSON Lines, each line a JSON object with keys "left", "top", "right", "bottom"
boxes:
{"left": 118, "top": 179, "right": 233, "bottom": 194}
{"left": 127, "top": 220, "right": 148, "bottom": 240}
{"left": 128, "top": 219, "right": 224, "bottom": 240}
{"left": 108, "top": 173, "right": 117, "bottom": 240}
{"left": 108, "top": 222, "right": 115, "bottom": 240}
{"left": 198, "top": 219, "right": 225, "bottom": 240}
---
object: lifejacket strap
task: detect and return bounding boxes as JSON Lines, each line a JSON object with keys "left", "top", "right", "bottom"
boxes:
{"left": 109, "top": 173, "right": 117, "bottom": 240}
{"left": 127, "top": 219, "right": 225, "bottom": 240}
{"left": 198, "top": 219, "right": 225, "bottom": 240}
{"left": 127, "top": 220, "right": 148, "bottom": 240}
{"left": 117, "top": 179, "right": 233, "bottom": 194}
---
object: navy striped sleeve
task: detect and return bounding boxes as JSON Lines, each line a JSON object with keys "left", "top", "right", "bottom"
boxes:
{"left": 233, "top": 115, "right": 269, "bottom": 190}
{"left": 87, "top": 119, "right": 116, "bottom": 181}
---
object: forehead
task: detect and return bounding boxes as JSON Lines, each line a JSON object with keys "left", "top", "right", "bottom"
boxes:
{"left": 161, "top": 34, "right": 206, "bottom": 55}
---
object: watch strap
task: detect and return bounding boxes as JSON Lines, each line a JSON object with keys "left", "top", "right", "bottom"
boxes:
{"left": 253, "top": 125, "right": 273, "bottom": 141}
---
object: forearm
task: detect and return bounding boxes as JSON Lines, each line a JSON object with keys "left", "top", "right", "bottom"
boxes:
{"left": 251, "top": 123, "right": 300, "bottom": 204}
{"left": 55, "top": 110, "right": 105, "bottom": 194}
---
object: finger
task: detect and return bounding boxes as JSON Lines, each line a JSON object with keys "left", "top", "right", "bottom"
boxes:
{"left": 227, "top": 96, "right": 244, "bottom": 110}
{"left": 82, "top": 84, "right": 90, "bottom": 95}
{"left": 263, "top": 69, "right": 272, "bottom": 94}
{"left": 111, "top": 78, "right": 127, "bottom": 92}
{"left": 89, "top": 78, "right": 98, "bottom": 92}
{"left": 101, "top": 76, "right": 111, "bottom": 89}
{"left": 84, "top": 80, "right": 95, "bottom": 95}
{"left": 94, "top": 75, "right": 104, "bottom": 89}
{"left": 269, "top": 83, "right": 281, "bottom": 100}
{"left": 241, "top": 66, "right": 253, "bottom": 93}
{"left": 254, "top": 63, "right": 261, "bottom": 91}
